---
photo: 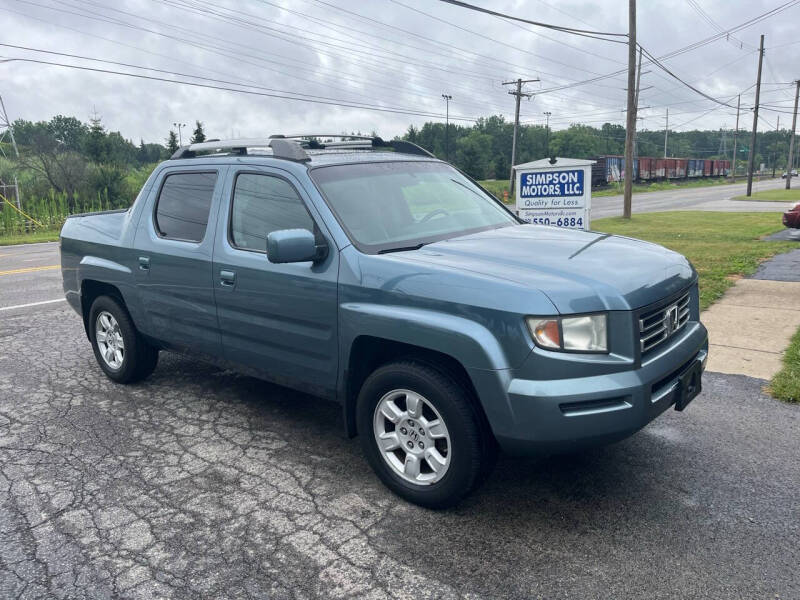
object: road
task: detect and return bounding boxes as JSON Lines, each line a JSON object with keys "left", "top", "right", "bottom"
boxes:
{"left": 1, "top": 241, "right": 799, "bottom": 599}
{"left": 0, "top": 242, "right": 63, "bottom": 312}
{"left": 591, "top": 176, "right": 790, "bottom": 218}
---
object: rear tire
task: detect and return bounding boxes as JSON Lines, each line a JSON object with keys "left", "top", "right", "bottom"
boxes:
{"left": 357, "top": 360, "right": 494, "bottom": 508}
{"left": 88, "top": 295, "right": 158, "bottom": 384}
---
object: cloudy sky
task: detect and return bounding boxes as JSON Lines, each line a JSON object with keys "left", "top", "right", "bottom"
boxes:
{"left": 1, "top": 0, "right": 798, "bottom": 146}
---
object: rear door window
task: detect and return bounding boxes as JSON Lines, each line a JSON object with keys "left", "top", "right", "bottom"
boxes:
{"left": 155, "top": 171, "right": 217, "bottom": 242}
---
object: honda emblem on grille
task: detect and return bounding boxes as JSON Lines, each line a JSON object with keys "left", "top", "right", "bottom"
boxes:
{"left": 664, "top": 304, "right": 679, "bottom": 335}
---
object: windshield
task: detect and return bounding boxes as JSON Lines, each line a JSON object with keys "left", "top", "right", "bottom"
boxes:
{"left": 310, "top": 161, "right": 518, "bottom": 253}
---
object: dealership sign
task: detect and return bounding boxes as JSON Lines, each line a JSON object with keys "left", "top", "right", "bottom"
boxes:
{"left": 514, "top": 157, "right": 595, "bottom": 231}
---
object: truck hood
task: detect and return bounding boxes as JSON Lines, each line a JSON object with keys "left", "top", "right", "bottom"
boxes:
{"left": 393, "top": 224, "right": 694, "bottom": 313}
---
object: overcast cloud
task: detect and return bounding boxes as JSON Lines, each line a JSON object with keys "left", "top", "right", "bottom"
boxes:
{"left": 0, "top": 0, "right": 798, "bottom": 146}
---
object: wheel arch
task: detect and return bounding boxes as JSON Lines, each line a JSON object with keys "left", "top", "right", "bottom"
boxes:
{"left": 80, "top": 279, "right": 125, "bottom": 339}
{"left": 342, "top": 336, "right": 493, "bottom": 441}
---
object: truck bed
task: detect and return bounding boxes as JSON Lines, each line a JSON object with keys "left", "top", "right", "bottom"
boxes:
{"left": 60, "top": 208, "right": 137, "bottom": 317}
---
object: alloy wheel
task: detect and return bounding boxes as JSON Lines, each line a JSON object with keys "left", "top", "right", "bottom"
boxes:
{"left": 95, "top": 311, "right": 125, "bottom": 370}
{"left": 373, "top": 388, "right": 451, "bottom": 485}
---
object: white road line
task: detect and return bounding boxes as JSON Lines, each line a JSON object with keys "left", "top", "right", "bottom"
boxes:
{"left": 0, "top": 241, "right": 59, "bottom": 249}
{"left": 0, "top": 298, "right": 66, "bottom": 312}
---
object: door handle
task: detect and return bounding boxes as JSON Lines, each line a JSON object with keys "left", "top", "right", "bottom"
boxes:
{"left": 138, "top": 256, "right": 150, "bottom": 271}
{"left": 220, "top": 269, "right": 236, "bottom": 286}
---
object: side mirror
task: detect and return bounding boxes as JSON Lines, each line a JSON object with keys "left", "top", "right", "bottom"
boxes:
{"left": 267, "top": 229, "right": 327, "bottom": 264}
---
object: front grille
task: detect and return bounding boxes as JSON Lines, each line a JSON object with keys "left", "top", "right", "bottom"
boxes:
{"left": 639, "top": 291, "right": 690, "bottom": 354}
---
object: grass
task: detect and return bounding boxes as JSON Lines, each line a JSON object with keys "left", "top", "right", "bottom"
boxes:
{"left": 0, "top": 229, "right": 60, "bottom": 246}
{"left": 478, "top": 179, "right": 512, "bottom": 202}
{"left": 732, "top": 188, "right": 800, "bottom": 202}
{"left": 769, "top": 326, "right": 800, "bottom": 403}
{"left": 479, "top": 176, "right": 774, "bottom": 203}
{"left": 591, "top": 212, "right": 796, "bottom": 310}
{"left": 593, "top": 176, "right": 750, "bottom": 197}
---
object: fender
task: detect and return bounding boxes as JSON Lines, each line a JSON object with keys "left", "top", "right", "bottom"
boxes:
{"left": 76, "top": 256, "right": 146, "bottom": 334}
{"left": 339, "top": 302, "right": 513, "bottom": 372}
{"left": 337, "top": 302, "right": 526, "bottom": 438}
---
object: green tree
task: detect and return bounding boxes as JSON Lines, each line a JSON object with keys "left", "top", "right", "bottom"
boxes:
{"left": 47, "top": 115, "right": 88, "bottom": 151}
{"left": 190, "top": 120, "right": 206, "bottom": 144}
{"left": 166, "top": 130, "right": 179, "bottom": 154}
{"left": 13, "top": 117, "right": 90, "bottom": 210}
{"left": 455, "top": 131, "right": 492, "bottom": 179}
{"left": 138, "top": 139, "right": 166, "bottom": 164}
{"left": 85, "top": 113, "right": 107, "bottom": 162}
{"left": 104, "top": 131, "right": 137, "bottom": 165}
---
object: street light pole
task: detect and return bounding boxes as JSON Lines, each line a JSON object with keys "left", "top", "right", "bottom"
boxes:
{"left": 544, "top": 111, "right": 552, "bottom": 156}
{"left": 441, "top": 94, "right": 452, "bottom": 161}
{"left": 173, "top": 122, "right": 187, "bottom": 146}
{"left": 786, "top": 80, "right": 799, "bottom": 190}
{"left": 772, "top": 115, "right": 779, "bottom": 179}
{"left": 731, "top": 95, "right": 740, "bottom": 181}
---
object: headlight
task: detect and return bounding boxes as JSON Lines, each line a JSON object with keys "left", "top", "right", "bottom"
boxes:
{"left": 526, "top": 314, "right": 608, "bottom": 353}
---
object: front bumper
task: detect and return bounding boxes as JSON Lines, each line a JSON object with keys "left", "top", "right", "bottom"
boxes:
{"left": 469, "top": 321, "right": 708, "bottom": 455}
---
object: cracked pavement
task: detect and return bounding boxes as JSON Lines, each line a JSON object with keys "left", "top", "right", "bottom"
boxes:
{"left": 1, "top": 243, "right": 799, "bottom": 599}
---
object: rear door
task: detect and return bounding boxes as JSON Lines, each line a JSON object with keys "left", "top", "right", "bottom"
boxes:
{"left": 133, "top": 167, "right": 225, "bottom": 357}
{"left": 212, "top": 167, "right": 339, "bottom": 398}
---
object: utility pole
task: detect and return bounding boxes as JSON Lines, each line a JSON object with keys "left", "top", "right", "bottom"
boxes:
{"left": 623, "top": 0, "right": 637, "bottom": 218}
{"left": 772, "top": 115, "right": 779, "bottom": 178}
{"left": 441, "top": 94, "right": 452, "bottom": 161}
{"left": 731, "top": 94, "right": 740, "bottom": 181}
{"left": 664, "top": 108, "right": 669, "bottom": 158}
{"left": 0, "top": 94, "right": 21, "bottom": 209}
{"left": 785, "top": 80, "right": 799, "bottom": 189}
{"left": 173, "top": 122, "right": 187, "bottom": 146}
{"left": 503, "top": 78, "right": 538, "bottom": 197}
{"left": 746, "top": 34, "right": 764, "bottom": 197}
{"left": 544, "top": 111, "right": 552, "bottom": 156}
{"left": 632, "top": 47, "right": 643, "bottom": 161}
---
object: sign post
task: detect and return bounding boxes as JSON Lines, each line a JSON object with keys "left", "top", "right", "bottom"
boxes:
{"left": 514, "top": 157, "right": 595, "bottom": 231}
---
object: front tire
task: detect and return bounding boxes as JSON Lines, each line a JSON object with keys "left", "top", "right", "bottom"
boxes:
{"left": 89, "top": 295, "right": 158, "bottom": 384}
{"left": 357, "top": 361, "right": 493, "bottom": 508}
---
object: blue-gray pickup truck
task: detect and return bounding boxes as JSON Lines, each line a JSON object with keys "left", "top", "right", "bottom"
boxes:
{"left": 60, "top": 136, "right": 708, "bottom": 507}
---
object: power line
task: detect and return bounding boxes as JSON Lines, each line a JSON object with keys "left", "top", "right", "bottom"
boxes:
{"left": 250, "top": 0, "right": 527, "bottom": 75}
{"left": 435, "top": 0, "right": 628, "bottom": 41}
{"left": 388, "top": 0, "right": 626, "bottom": 70}
{"left": 301, "top": 0, "right": 619, "bottom": 80}
{"left": 684, "top": 0, "right": 756, "bottom": 51}
{"left": 6, "top": 0, "right": 516, "bottom": 115}
{"left": 0, "top": 42, "right": 492, "bottom": 118}
{"left": 638, "top": 45, "right": 737, "bottom": 109}
{"left": 528, "top": 0, "right": 800, "bottom": 102}
{"left": 0, "top": 56, "right": 485, "bottom": 121}
{"left": 156, "top": 0, "right": 513, "bottom": 82}
{"left": 3, "top": 3, "right": 513, "bottom": 117}
{"left": 60, "top": 0, "right": 508, "bottom": 87}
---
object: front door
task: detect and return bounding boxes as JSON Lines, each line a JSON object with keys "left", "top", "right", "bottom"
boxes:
{"left": 133, "top": 168, "right": 224, "bottom": 357}
{"left": 212, "top": 168, "right": 339, "bottom": 398}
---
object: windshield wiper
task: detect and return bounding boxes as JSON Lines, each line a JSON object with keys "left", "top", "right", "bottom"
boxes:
{"left": 450, "top": 177, "right": 490, "bottom": 200}
{"left": 378, "top": 242, "right": 426, "bottom": 254}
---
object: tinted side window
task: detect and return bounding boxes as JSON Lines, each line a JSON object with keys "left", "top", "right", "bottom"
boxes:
{"left": 231, "top": 173, "right": 314, "bottom": 252}
{"left": 155, "top": 172, "right": 217, "bottom": 242}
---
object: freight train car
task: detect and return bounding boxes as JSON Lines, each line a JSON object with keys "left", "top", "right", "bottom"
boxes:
{"left": 592, "top": 155, "right": 732, "bottom": 186}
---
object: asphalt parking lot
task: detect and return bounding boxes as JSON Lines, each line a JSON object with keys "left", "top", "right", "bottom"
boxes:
{"left": 1, "top": 243, "right": 799, "bottom": 599}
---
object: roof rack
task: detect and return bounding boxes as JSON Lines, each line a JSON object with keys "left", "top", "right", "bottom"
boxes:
{"left": 169, "top": 134, "right": 435, "bottom": 161}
